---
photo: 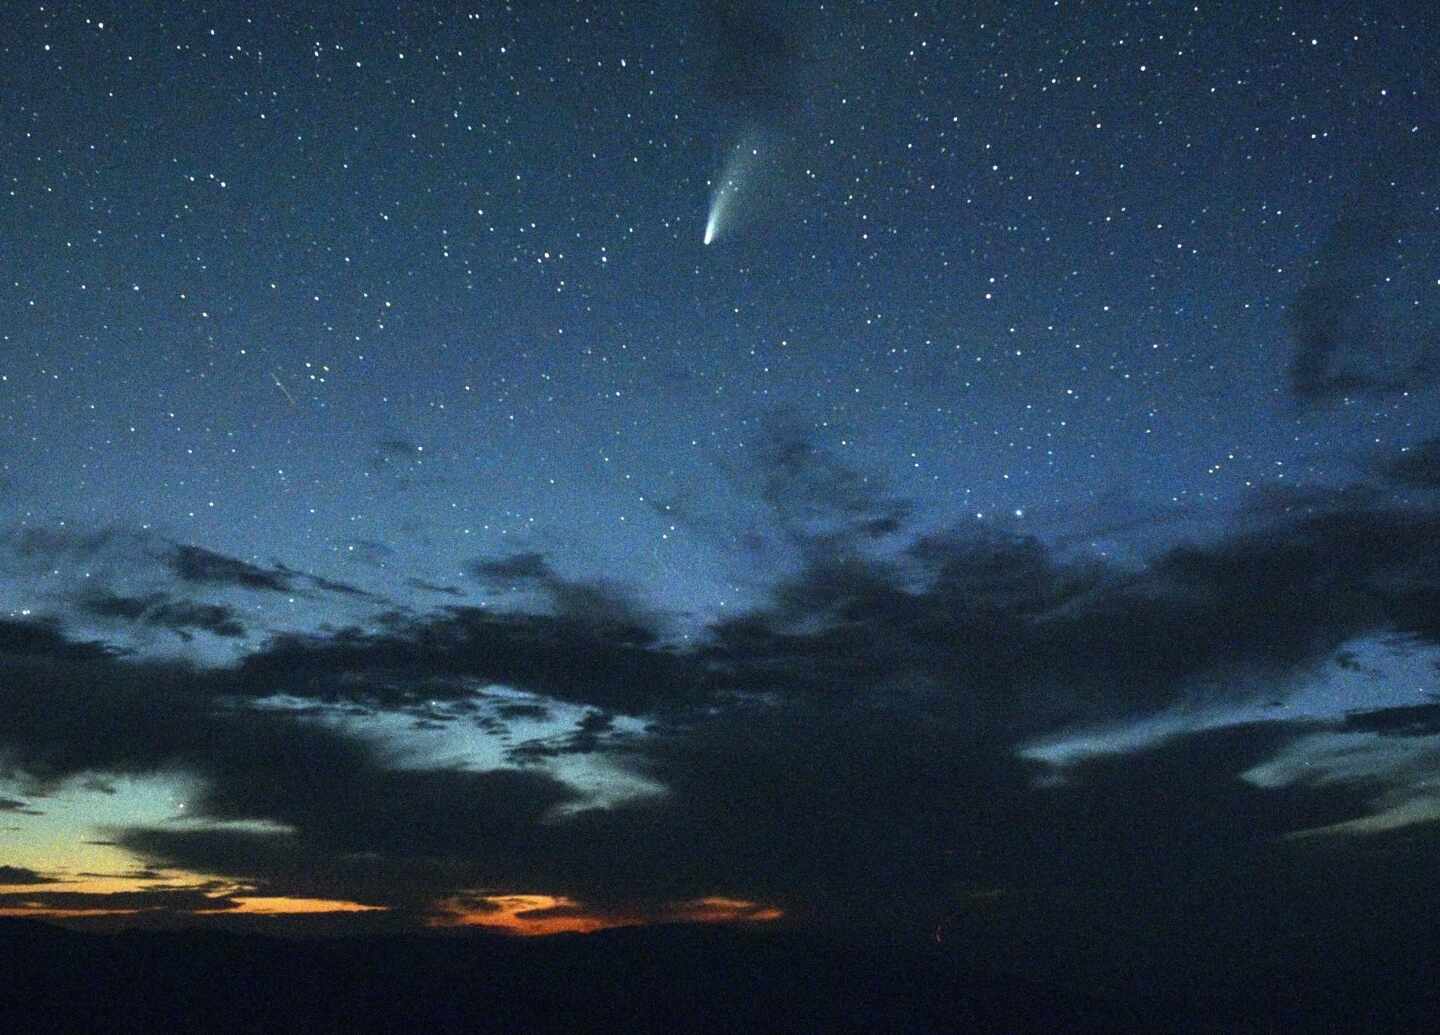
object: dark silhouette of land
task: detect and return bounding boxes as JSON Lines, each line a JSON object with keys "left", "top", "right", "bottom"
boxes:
{"left": 0, "top": 917, "right": 1184, "bottom": 1034}
{"left": 5, "top": 916, "right": 1438, "bottom": 1033}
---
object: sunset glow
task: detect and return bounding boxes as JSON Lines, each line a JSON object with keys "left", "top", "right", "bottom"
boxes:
{"left": 211, "top": 897, "right": 389, "bottom": 915}
{"left": 429, "top": 893, "right": 783, "bottom": 935}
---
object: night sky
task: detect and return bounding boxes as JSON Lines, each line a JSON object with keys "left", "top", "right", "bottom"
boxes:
{"left": 3, "top": 0, "right": 1440, "bottom": 991}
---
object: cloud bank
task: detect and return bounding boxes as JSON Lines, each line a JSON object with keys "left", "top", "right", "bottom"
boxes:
{"left": 3, "top": 428, "right": 1440, "bottom": 964}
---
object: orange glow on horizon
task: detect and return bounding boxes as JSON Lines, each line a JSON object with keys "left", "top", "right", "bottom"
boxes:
{"left": 680, "top": 896, "right": 785, "bottom": 923}
{"left": 0, "top": 879, "right": 387, "bottom": 920}
{"left": 429, "top": 894, "right": 610, "bottom": 935}
{"left": 0, "top": 907, "right": 140, "bottom": 918}
{"left": 4, "top": 876, "right": 779, "bottom": 931}
{"left": 205, "top": 896, "right": 389, "bottom": 915}
{"left": 428, "top": 892, "right": 784, "bottom": 935}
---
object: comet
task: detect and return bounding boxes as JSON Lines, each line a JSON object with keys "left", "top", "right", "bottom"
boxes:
{"left": 703, "top": 188, "right": 731, "bottom": 245}
{"left": 703, "top": 202, "right": 723, "bottom": 246}
{"left": 703, "top": 133, "right": 764, "bottom": 245}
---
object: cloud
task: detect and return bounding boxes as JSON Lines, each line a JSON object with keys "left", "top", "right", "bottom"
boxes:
{"left": 466, "top": 549, "right": 665, "bottom": 649}
{"left": 4, "top": 526, "right": 130, "bottom": 562}
{"left": 654, "top": 419, "right": 918, "bottom": 584}
{"left": 341, "top": 539, "right": 397, "bottom": 567}
{"left": 743, "top": 415, "right": 913, "bottom": 553}
{"left": 0, "top": 797, "right": 44, "bottom": 815}
{"left": 230, "top": 604, "right": 690, "bottom": 714}
{"left": 1337, "top": 702, "right": 1440, "bottom": 737}
{"left": 0, "top": 618, "right": 123, "bottom": 662}
{"left": 273, "top": 562, "right": 373, "bottom": 599}
{"left": 0, "top": 646, "right": 298, "bottom": 788}
{"left": 115, "top": 764, "right": 586, "bottom": 915}
{"left": 5, "top": 429, "right": 1440, "bottom": 946}
{"left": 367, "top": 438, "right": 446, "bottom": 495}
{"left": 468, "top": 551, "right": 553, "bottom": 583}
{"left": 682, "top": 499, "right": 1440, "bottom": 740}
{"left": 375, "top": 438, "right": 423, "bottom": 459}
{"left": 697, "top": 1, "right": 808, "bottom": 121}
{"left": 494, "top": 702, "right": 552, "bottom": 721}
{"left": 0, "top": 886, "right": 242, "bottom": 913}
{"left": 406, "top": 578, "right": 465, "bottom": 597}
{"left": 162, "top": 543, "right": 372, "bottom": 600}
{"left": 77, "top": 590, "right": 248, "bottom": 640}
{"left": 507, "top": 710, "right": 618, "bottom": 762}
{"left": 166, "top": 544, "right": 295, "bottom": 593}
{"left": 1385, "top": 437, "right": 1440, "bottom": 489}
{"left": 1287, "top": 126, "right": 1439, "bottom": 406}
{"left": 0, "top": 865, "right": 57, "bottom": 885}
{"left": 930, "top": 730, "right": 1440, "bottom": 1002}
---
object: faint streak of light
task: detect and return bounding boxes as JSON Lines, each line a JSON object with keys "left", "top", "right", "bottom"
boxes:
{"left": 271, "top": 370, "right": 297, "bottom": 406}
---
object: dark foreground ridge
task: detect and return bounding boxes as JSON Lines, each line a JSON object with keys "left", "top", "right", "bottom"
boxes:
{"left": 1, "top": 917, "right": 1197, "bottom": 1034}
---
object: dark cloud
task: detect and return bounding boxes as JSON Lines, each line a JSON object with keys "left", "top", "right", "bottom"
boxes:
{"left": 4, "top": 526, "right": 128, "bottom": 562}
{"left": 1384, "top": 437, "right": 1440, "bottom": 489}
{"left": 0, "top": 618, "right": 123, "bottom": 662}
{"left": 231, "top": 605, "right": 689, "bottom": 714}
{"left": 1287, "top": 128, "right": 1439, "bottom": 406}
{"left": 697, "top": 1, "right": 808, "bottom": 120}
{"left": 1332, "top": 649, "right": 1378, "bottom": 675}
{"left": 0, "top": 865, "right": 56, "bottom": 884}
{"left": 744, "top": 416, "right": 913, "bottom": 554}
{"left": 367, "top": 438, "right": 446, "bottom": 494}
{"left": 78, "top": 590, "right": 247, "bottom": 640}
{"left": 118, "top": 765, "right": 584, "bottom": 914}
{"left": 610, "top": 710, "right": 1375, "bottom": 929}
{"left": 493, "top": 702, "right": 552, "bottom": 721}
{"left": 507, "top": 710, "right": 617, "bottom": 762}
{"left": 4, "top": 529, "right": 366, "bottom": 614}
{"left": 343, "top": 539, "right": 397, "bottom": 567}
{"left": 406, "top": 578, "right": 465, "bottom": 596}
{"left": 1237, "top": 482, "right": 1384, "bottom": 521}
{"left": 0, "top": 649, "right": 290, "bottom": 788}
{"left": 193, "top": 765, "right": 579, "bottom": 863}
{"left": 273, "top": 562, "right": 373, "bottom": 599}
{"left": 0, "top": 797, "right": 44, "bottom": 815}
{"left": 163, "top": 543, "right": 373, "bottom": 600}
{"left": 375, "top": 438, "right": 422, "bottom": 459}
{"left": 931, "top": 728, "right": 1433, "bottom": 1007}
{"left": 76, "top": 868, "right": 168, "bottom": 881}
{"left": 1337, "top": 702, "right": 1440, "bottom": 737}
{"left": 654, "top": 420, "right": 919, "bottom": 584}
{"left": 468, "top": 551, "right": 553, "bottom": 583}
{"left": 0, "top": 886, "right": 241, "bottom": 913}
{"left": 167, "top": 544, "right": 294, "bottom": 593}
{"left": 110, "top": 594, "right": 1435, "bottom": 939}
{"left": 5, "top": 430, "right": 1440, "bottom": 953}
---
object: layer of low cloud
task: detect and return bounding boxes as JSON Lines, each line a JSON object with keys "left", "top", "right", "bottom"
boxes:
{"left": 2, "top": 427, "right": 1440, "bottom": 952}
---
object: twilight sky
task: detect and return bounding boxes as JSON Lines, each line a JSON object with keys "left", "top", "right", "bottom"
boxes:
{"left": 3, "top": 0, "right": 1440, "bottom": 966}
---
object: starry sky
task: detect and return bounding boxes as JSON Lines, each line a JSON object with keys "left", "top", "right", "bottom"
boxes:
{"left": 3, "top": 0, "right": 1440, "bottom": 984}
